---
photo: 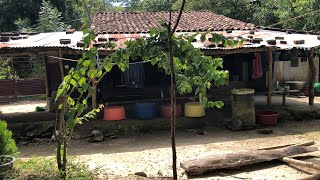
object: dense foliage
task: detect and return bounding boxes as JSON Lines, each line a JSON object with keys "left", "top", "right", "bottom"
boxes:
{"left": 0, "top": 58, "right": 14, "bottom": 80}
{"left": 1, "top": 0, "right": 319, "bottom": 32}
{"left": 0, "top": 120, "right": 18, "bottom": 157}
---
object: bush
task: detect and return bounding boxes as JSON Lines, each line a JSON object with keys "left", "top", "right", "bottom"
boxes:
{"left": 5, "top": 157, "right": 104, "bottom": 180}
{"left": 0, "top": 120, "right": 18, "bottom": 156}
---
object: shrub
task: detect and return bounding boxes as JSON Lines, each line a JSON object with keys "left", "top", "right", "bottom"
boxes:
{"left": 0, "top": 120, "right": 18, "bottom": 156}
{"left": 5, "top": 157, "right": 103, "bottom": 179}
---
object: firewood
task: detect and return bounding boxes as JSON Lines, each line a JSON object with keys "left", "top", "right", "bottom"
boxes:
{"left": 257, "top": 141, "right": 315, "bottom": 150}
{"left": 299, "top": 173, "right": 320, "bottom": 180}
{"left": 180, "top": 146, "right": 318, "bottom": 176}
{"left": 281, "top": 157, "right": 320, "bottom": 171}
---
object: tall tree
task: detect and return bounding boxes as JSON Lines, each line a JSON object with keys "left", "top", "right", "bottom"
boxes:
{"left": 0, "top": 0, "right": 42, "bottom": 32}
{"left": 174, "top": 0, "right": 254, "bottom": 23}
{"left": 272, "top": 0, "right": 320, "bottom": 31}
{"left": 36, "top": 0, "right": 70, "bottom": 32}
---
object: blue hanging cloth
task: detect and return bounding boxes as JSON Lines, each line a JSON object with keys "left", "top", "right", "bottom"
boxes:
{"left": 261, "top": 52, "right": 275, "bottom": 77}
{"left": 122, "top": 62, "right": 145, "bottom": 88}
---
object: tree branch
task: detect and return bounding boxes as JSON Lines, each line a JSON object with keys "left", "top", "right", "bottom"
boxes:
{"left": 171, "top": 0, "right": 186, "bottom": 36}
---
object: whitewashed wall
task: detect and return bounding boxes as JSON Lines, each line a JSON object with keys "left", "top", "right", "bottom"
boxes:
{"left": 273, "top": 56, "right": 319, "bottom": 84}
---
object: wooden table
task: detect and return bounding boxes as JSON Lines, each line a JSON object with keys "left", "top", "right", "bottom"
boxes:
{"left": 272, "top": 89, "right": 300, "bottom": 106}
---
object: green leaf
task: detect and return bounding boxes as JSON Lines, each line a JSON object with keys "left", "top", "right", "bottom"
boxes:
{"left": 150, "top": 28, "right": 157, "bottom": 36}
{"left": 67, "top": 119, "right": 75, "bottom": 128}
{"left": 55, "top": 89, "right": 64, "bottom": 101}
{"left": 82, "top": 83, "right": 89, "bottom": 91}
{"left": 103, "top": 63, "right": 113, "bottom": 72}
{"left": 82, "top": 99, "right": 87, "bottom": 105}
{"left": 78, "top": 77, "right": 86, "bottom": 86}
{"left": 83, "top": 60, "right": 90, "bottom": 67}
{"left": 70, "top": 79, "right": 78, "bottom": 87}
{"left": 64, "top": 75, "right": 71, "bottom": 82}
{"left": 97, "top": 70, "right": 103, "bottom": 77}
{"left": 200, "top": 34, "right": 206, "bottom": 42}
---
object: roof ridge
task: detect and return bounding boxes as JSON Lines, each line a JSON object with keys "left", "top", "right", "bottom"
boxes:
{"left": 94, "top": 10, "right": 217, "bottom": 15}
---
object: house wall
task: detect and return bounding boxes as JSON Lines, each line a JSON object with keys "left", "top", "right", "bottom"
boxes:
{"left": 273, "top": 56, "right": 319, "bottom": 85}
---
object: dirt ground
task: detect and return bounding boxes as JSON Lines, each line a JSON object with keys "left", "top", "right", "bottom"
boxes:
{"left": 18, "top": 120, "right": 320, "bottom": 180}
{"left": 0, "top": 100, "right": 46, "bottom": 114}
{"left": 3, "top": 96, "right": 320, "bottom": 179}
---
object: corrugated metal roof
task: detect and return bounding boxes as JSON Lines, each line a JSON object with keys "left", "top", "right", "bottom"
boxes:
{"left": 0, "top": 31, "right": 83, "bottom": 49}
{"left": 0, "top": 29, "right": 319, "bottom": 51}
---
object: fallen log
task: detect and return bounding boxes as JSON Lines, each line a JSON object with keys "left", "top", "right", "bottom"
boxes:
{"left": 299, "top": 173, "right": 320, "bottom": 180}
{"left": 181, "top": 146, "right": 318, "bottom": 175}
{"left": 281, "top": 157, "right": 320, "bottom": 171}
{"left": 257, "top": 141, "right": 315, "bottom": 150}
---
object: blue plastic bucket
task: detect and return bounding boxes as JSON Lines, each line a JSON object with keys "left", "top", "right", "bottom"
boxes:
{"left": 134, "top": 102, "right": 158, "bottom": 120}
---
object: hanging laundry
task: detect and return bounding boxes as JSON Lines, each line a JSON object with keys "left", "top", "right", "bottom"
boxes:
{"left": 291, "top": 48, "right": 299, "bottom": 67}
{"left": 301, "top": 50, "right": 308, "bottom": 62}
{"left": 122, "top": 62, "right": 145, "bottom": 88}
{"left": 252, "top": 53, "right": 263, "bottom": 79}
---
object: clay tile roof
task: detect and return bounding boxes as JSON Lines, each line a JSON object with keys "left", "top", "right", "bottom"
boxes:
{"left": 92, "top": 11, "right": 255, "bottom": 34}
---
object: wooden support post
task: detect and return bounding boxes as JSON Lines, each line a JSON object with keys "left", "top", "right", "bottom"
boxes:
{"left": 58, "top": 49, "right": 64, "bottom": 82}
{"left": 308, "top": 48, "right": 316, "bottom": 106}
{"left": 44, "top": 56, "right": 49, "bottom": 99}
{"left": 267, "top": 47, "right": 273, "bottom": 106}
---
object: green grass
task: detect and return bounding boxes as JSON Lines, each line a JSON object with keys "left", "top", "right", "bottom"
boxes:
{"left": 2, "top": 157, "right": 104, "bottom": 180}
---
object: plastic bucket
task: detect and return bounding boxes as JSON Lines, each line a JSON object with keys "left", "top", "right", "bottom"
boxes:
{"left": 103, "top": 106, "right": 126, "bottom": 121}
{"left": 134, "top": 102, "right": 158, "bottom": 120}
{"left": 184, "top": 102, "right": 205, "bottom": 117}
{"left": 256, "top": 110, "right": 279, "bottom": 126}
{"left": 160, "top": 104, "right": 183, "bottom": 118}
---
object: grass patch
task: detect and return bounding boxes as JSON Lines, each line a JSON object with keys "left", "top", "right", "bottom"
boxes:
{"left": 3, "top": 157, "right": 104, "bottom": 180}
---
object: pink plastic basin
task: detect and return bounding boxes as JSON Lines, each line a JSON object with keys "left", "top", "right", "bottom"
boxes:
{"left": 256, "top": 110, "right": 279, "bottom": 126}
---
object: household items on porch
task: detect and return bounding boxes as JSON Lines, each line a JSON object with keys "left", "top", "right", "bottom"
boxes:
{"left": 231, "top": 89, "right": 255, "bottom": 127}
{"left": 184, "top": 102, "right": 205, "bottom": 118}
{"left": 103, "top": 106, "right": 126, "bottom": 121}
{"left": 285, "top": 81, "right": 306, "bottom": 91}
{"left": 160, "top": 104, "right": 183, "bottom": 118}
{"left": 256, "top": 110, "right": 279, "bottom": 126}
{"left": 121, "top": 62, "right": 145, "bottom": 88}
{"left": 134, "top": 102, "right": 158, "bottom": 120}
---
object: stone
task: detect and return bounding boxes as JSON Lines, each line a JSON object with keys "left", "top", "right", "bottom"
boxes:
{"left": 134, "top": 172, "right": 147, "bottom": 177}
{"left": 19, "top": 141, "right": 29, "bottom": 146}
{"left": 34, "top": 138, "right": 51, "bottom": 144}
{"left": 88, "top": 130, "right": 104, "bottom": 142}
{"left": 257, "top": 129, "right": 273, "bottom": 134}
{"left": 72, "top": 133, "right": 82, "bottom": 141}
{"left": 26, "top": 130, "right": 38, "bottom": 137}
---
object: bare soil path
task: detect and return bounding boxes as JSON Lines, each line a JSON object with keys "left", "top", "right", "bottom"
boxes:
{"left": 19, "top": 120, "right": 320, "bottom": 180}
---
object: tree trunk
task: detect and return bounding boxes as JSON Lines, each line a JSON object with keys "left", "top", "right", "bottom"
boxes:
{"left": 181, "top": 146, "right": 318, "bottom": 176}
{"left": 167, "top": 15, "right": 178, "bottom": 180}
{"left": 308, "top": 48, "right": 316, "bottom": 105}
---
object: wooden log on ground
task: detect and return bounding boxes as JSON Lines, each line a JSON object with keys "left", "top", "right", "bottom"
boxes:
{"left": 257, "top": 141, "right": 315, "bottom": 150}
{"left": 180, "top": 146, "right": 318, "bottom": 176}
{"left": 281, "top": 157, "right": 320, "bottom": 171}
{"left": 299, "top": 173, "right": 320, "bottom": 180}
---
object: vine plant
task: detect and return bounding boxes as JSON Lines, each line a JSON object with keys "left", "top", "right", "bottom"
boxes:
{"left": 55, "top": 25, "right": 242, "bottom": 178}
